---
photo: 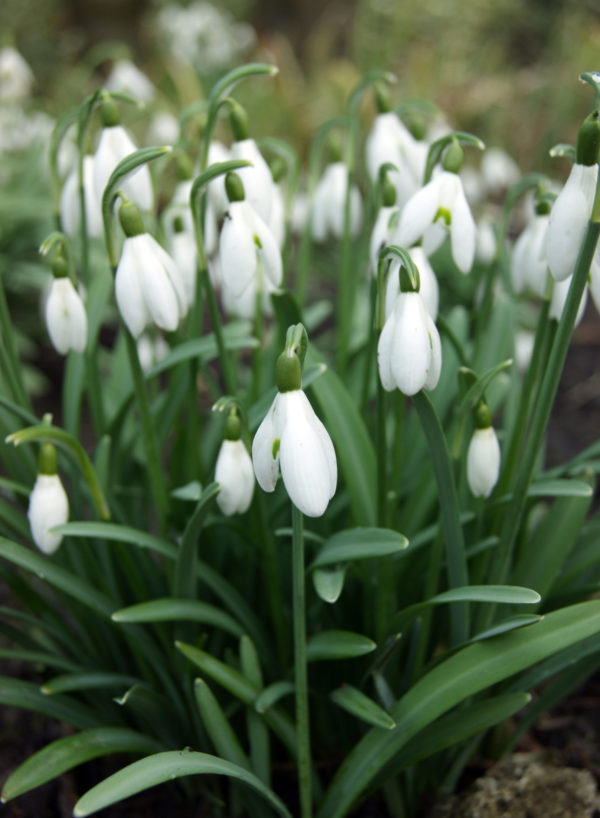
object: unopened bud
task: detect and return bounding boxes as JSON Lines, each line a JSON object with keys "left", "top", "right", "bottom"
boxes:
{"left": 275, "top": 351, "right": 301, "bottom": 392}
{"left": 442, "top": 140, "right": 464, "bottom": 174}
{"left": 225, "top": 172, "right": 245, "bottom": 203}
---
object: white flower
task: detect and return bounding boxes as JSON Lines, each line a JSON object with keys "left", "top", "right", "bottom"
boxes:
{"left": 511, "top": 213, "right": 550, "bottom": 297}
{"left": 115, "top": 233, "right": 188, "bottom": 337}
{"left": 147, "top": 111, "right": 180, "bottom": 146}
{"left": 384, "top": 247, "right": 439, "bottom": 321}
{"left": 93, "top": 125, "right": 153, "bottom": 211}
{"left": 545, "top": 163, "right": 598, "bottom": 282}
{"left": 365, "top": 112, "right": 425, "bottom": 209}
{"left": 467, "top": 426, "right": 501, "bottom": 498}
{"left": 163, "top": 180, "right": 199, "bottom": 302}
{"left": 206, "top": 141, "right": 231, "bottom": 219}
{"left": 45, "top": 277, "right": 88, "bottom": 355}
{"left": 219, "top": 200, "right": 282, "bottom": 304}
{"left": 549, "top": 275, "right": 588, "bottom": 327}
{"left": 28, "top": 474, "right": 69, "bottom": 554}
{"left": 0, "top": 46, "right": 34, "bottom": 101}
{"left": 105, "top": 60, "right": 155, "bottom": 104}
{"left": 311, "top": 162, "right": 363, "bottom": 242}
{"left": 378, "top": 290, "right": 441, "bottom": 395}
{"left": 480, "top": 148, "right": 520, "bottom": 196}
{"left": 137, "top": 332, "right": 169, "bottom": 373}
{"left": 215, "top": 439, "right": 255, "bottom": 515}
{"left": 230, "top": 139, "right": 274, "bottom": 223}
{"left": 252, "top": 389, "right": 337, "bottom": 518}
{"left": 60, "top": 155, "right": 104, "bottom": 239}
{"left": 475, "top": 216, "right": 497, "bottom": 265}
{"left": 395, "top": 170, "right": 476, "bottom": 274}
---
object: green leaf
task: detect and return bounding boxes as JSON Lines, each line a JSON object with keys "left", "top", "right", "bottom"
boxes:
{"left": 309, "top": 368, "right": 377, "bottom": 526}
{"left": 0, "top": 649, "right": 79, "bottom": 673}
{"left": 0, "top": 537, "right": 114, "bottom": 618}
{"left": 331, "top": 685, "right": 396, "bottom": 730}
{"left": 41, "top": 672, "right": 143, "bottom": 695}
{"left": 112, "top": 598, "right": 244, "bottom": 638}
{"left": 174, "top": 482, "right": 220, "bottom": 599}
{"left": 313, "top": 566, "right": 346, "bottom": 603}
{"left": 53, "top": 521, "right": 177, "bottom": 558}
{"left": 2, "top": 728, "right": 161, "bottom": 802}
{"left": 527, "top": 479, "right": 594, "bottom": 497}
{"left": 194, "top": 678, "right": 252, "bottom": 770}
{"left": 146, "top": 331, "right": 258, "bottom": 379}
{"left": 177, "top": 642, "right": 257, "bottom": 704}
{"left": 391, "top": 585, "right": 540, "bottom": 632}
{"left": 310, "top": 528, "right": 408, "bottom": 570}
{"left": 0, "top": 677, "right": 98, "bottom": 730}
{"left": 73, "top": 751, "right": 292, "bottom": 818}
{"left": 254, "top": 681, "right": 295, "bottom": 714}
{"left": 306, "top": 631, "right": 376, "bottom": 661}
{"left": 171, "top": 481, "right": 203, "bottom": 501}
{"left": 470, "top": 615, "right": 542, "bottom": 642}
{"left": 317, "top": 601, "right": 600, "bottom": 818}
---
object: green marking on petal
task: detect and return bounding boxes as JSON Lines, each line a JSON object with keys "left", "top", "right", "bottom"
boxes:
{"left": 434, "top": 207, "right": 452, "bottom": 226}
{"left": 253, "top": 234, "right": 263, "bottom": 249}
{"left": 272, "top": 439, "right": 280, "bottom": 460}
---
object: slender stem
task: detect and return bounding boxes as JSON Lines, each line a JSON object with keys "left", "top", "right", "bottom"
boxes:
{"left": 251, "top": 289, "right": 263, "bottom": 404}
{"left": 123, "top": 327, "right": 169, "bottom": 534}
{"left": 488, "top": 216, "right": 600, "bottom": 592}
{"left": 292, "top": 504, "right": 312, "bottom": 818}
{"left": 413, "top": 390, "right": 469, "bottom": 645}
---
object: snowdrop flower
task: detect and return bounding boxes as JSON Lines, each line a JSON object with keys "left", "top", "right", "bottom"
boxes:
{"left": 162, "top": 175, "right": 199, "bottom": 303}
{"left": 546, "top": 110, "right": 600, "bottom": 282}
{"left": 215, "top": 412, "right": 254, "bottom": 516}
{"left": 511, "top": 206, "right": 550, "bottom": 297}
{"left": 0, "top": 46, "right": 34, "bottom": 101}
{"left": 93, "top": 99, "right": 153, "bottom": 212}
{"left": 230, "top": 137, "right": 274, "bottom": 224}
{"left": 384, "top": 247, "right": 439, "bottom": 322}
{"left": 115, "top": 200, "right": 188, "bottom": 337}
{"left": 252, "top": 331, "right": 337, "bottom": 517}
{"left": 105, "top": 60, "right": 155, "bottom": 104}
{"left": 219, "top": 173, "right": 282, "bottom": 312}
{"left": 147, "top": 111, "right": 180, "bottom": 146}
{"left": 60, "top": 155, "right": 104, "bottom": 239}
{"left": 365, "top": 111, "right": 426, "bottom": 209}
{"left": 475, "top": 216, "right": 498, "bottom": 265}
{"left": 311, "top": 162, "right": 363, "bottom": 242}
{"left": 467, "top": 405, "right": 501, "bottom": 498}
{"left": 480, "top": 148, "right": 520, "bottom": 196}
{"left": 137, "top": 332, "right": 169, "bottom": 373}
{"left": 28, "top": 443, "right": 69, "bottom": 555}
{"left": 550, "top": 275, "right": 588, "bottom": 327}
{"left": 206, "top": 141, "right": 231, "bottom": 219}
{"left": 45, "top": 266, "right": 88, "bottom": 355}
{"left": 396, "top": 141, "right": 476, "bottom": 274}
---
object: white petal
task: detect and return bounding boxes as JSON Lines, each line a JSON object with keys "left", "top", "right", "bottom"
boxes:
{"left": 279, "top": 391, "right": 337, "bottom": 517}
{"left": 549, "top": 276, "right": 588, "bottom": 327}
{"left": 252, "top": 396, "right": 281, "bottom": 492}
{"left": 449, "top": 180, "right": 476, "bottom": 273}
{"left": 230, "top": 139, "right": 273, "bottom": 223}
{"left": 389, "top": 293, "right": 432, "bottom": 396}
{"left": 219, "top": 202, "right": 258, "bottom": 296}
{"left": 169, "top": 231, "right": 198, "bottom": 308}
{"left": 545, "top": 164, "right": 597, "bottom": 282}
{"left": 28, "top": 474, "right": 69, "bottom": 554}
{"left": 423, "top": 313, "right": 442, "bottom": 391}
{"left": 370, "top": 207, "right": 398, "bottom": 278}
{"left": 395, "top": 177, "right": 442, "bottom": 248}
{"left": 93, "top": 126, "right": 153, "bottom": 212}
{"left": 377, "top": 308, "right": 397, "bottom": 392}
{"left": 59, "top": 168, "right": 79, "bottom": 238}
{"left": 409, "top": 246, "right": 439, "bottom": 320}
{"left": 45, "top": 278, "right": 87, "bottom": 355}
{"left": 150, "top": 239, "right": 189, "bottom": 317}
{"left": 115, "top": 237, "right": 150, "bottom": 337}
{"left": 467, "top": 427, "right": 501, "bottom": 498}
{"left": 136, "top": 235, "right": 181, "bottom": 332}
{"left": 254, "top": 212, "right": 283, "bottom": 288}
{"left": 215, "top": 439, "right": 255, "bottom": 515}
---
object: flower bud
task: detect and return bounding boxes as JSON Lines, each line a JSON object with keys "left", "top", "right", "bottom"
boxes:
{"left": 576, "top": 109, "right": 600, "bottom": 166}
{"left": 28, "top": 443, "right": 69, "bottom": 554}
{"left": 276, "top": 352, "right": 302, "bottom": 393}
{"left": 118, "top": 200, "right": 145, "bottom": 238}
{"left": 442, "top": 140, "right": 464, "bottom": 174}
{"left": 100, "top": 98, "right": 121, "bottom": 128}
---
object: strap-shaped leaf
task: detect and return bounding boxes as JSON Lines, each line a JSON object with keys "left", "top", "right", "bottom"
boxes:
{"left": 2, "top": 728, "right": 160, "bottom": 801}
{"left": 306, "top": 631, "right": 376, "bottom": 661}
{"left": 112, "top": 598, "right": 243, "bottom": 637}
{"left": 41, "top": 672, "right": 143, "bottom": 695}
{"left": 310, "top": 528, "right": 408, "bottom": 570}
{"left": 313, "top": 566, "right": 346, "bottom": 603}
{"left": 317, "top": 601, "right": 600, "bottom": 818}
{"left": 0, "top": 677, "right": 99, "bottom": 730}
{"left": 73, "top": 751, "right": 292, "bottom": 818}
{"left": 331, "top": 685, "right": 396, "bottom": 730}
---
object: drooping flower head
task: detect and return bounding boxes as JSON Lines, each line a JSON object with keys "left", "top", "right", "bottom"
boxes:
{"left": 115, "top": 198, "right": 188, "bottom": 337}
{"left": 466, "top": 402, "right": 501, "bottom": 499}
{"left": 252, "top": 324, "right": 337, "bottom": 518}
{"left": 395, "top": 137, "right": 477, "bottom": 274}
{"left": 44, "top": 254, "right": 87, "bottom": 355}
{"left": 214, "top": 408, "right": 255, "bottom": 516}
{"left": 311, "top": 162, "right": 363, "bottom": 242}
{"left": 377, "top": 248, "right": 442, "bottom": 396}
{"left": 28, "top": 442, "right": 69, "bottom": 555}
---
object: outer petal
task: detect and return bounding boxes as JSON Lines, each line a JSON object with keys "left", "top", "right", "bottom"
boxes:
{"left": 377, "top": 308, "right": 397, "bottom": 391}
{"left": 279, "top": 391, "right": 337, "bottom": 517}
{"left": 28, "top": 474, "right": 69, "bottom": 554}
{"left": 136, "top": 236, "right": 181, "bottom": 332}
{"left": 370, "top": 207, "right": 398, "bottom": 278}
{"left": 252, "top": 396, "right": 281, "bottom": 493}
{"left": 115, "top": 237, "right": 150, "bottom": 337}
{"left": 389, "top": 292, "right": 432, "bottom": 396}
{"left": 93, "top": 126, "right": 153, "bottom": 212}
{"left": 423, "top": 313, "right": 442, "bottom": 391}
{"left": 409, "top": 246, "right": 439, "bottom": 320}
{"left": 46, "top": 278, "right": 87, "bottom": 355}
{"left": 467, "top": 427, "right": 501, "bottom": 498}
{"left": 219, "top": 202, "right": 258, "bottom": 296}
{"left": 395, "top": 176, "right": 442, "bottom": 248}
{"left": 449, "top": 179, "right": 476, "bottom": 273}
{"left": 149, "top": 238, "right": 189, "bottom": 317}
{"left": 215, "top": 439, "right": 255, "bottom": 515}
{"left": 254, "top": 210, "right": 283, "bottom": 288}
{"left": 549, "top": 276, "right": 588, "bottom": 327}
{"left": 230, "top": 139, "right": 273, "bottom": 223}
{"left": 545, "top": 164, "right": 597, "bottom": 282}
{"left": 169, "top": 231, "right": 197, "bottom": 308}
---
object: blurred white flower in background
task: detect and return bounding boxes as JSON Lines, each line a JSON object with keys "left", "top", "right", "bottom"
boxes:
{"left": 105, "top": 60, "right": 155, "bottom": 104}
{"left": 156, "top": 2, "right": 256, "bottom": 71}
{"left": 0, "top": 46, "right": 34, "bottom": 102}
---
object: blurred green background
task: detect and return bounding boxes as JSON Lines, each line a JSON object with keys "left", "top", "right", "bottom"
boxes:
{"left": 3, "top": 0, "right": 600, "bottom": 170}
